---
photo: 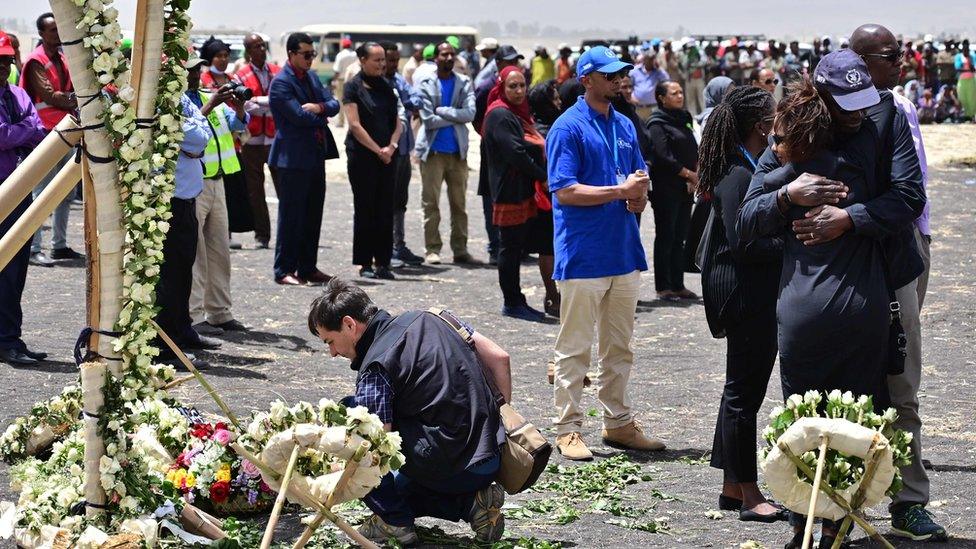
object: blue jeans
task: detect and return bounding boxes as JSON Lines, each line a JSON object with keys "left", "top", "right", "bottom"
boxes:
{"left": 364, "top": 454, "right": 500, "bottom": 527}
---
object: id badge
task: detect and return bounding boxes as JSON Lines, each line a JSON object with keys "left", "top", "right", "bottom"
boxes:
{"left": 616, "top": 173, "right": 626, "bottom": 185}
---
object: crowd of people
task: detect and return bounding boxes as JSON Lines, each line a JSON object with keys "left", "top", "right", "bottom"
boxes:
{"left": 0, "top": 11, "right": 954, "bottom": 547}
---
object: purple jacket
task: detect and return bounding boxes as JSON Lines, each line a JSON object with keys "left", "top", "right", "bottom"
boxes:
{"left": 0, "top": 84, "right": 46, "bottom": 181}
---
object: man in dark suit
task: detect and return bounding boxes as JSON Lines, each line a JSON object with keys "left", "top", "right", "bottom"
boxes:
{"left": 269, "top": 32, "right": 340, "bottom": 286}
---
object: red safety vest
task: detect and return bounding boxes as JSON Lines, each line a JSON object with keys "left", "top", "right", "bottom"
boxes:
{"left": 20, "top": 45, "right": 73, "bottom": 130}
{"left": 234, "top": 62, "right": 280, "bottom": 139}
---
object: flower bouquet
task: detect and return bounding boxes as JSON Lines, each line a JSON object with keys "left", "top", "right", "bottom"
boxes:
{"left": 761, "top": 390, "right": 913, "bottom": 497}
{"left": 166, "top": 421, "right": 275, "bottom": 516}
{"left": 0, "top": 385, "right": 82, "bottom": 463}
{"left": 237, "top": 399, "right": 405, "bottom": 508}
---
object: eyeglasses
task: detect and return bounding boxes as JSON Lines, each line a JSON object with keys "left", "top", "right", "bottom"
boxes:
{"left": 861, "top": 51, "right": 900, "bottom": 64}
{"left": 291, "top": 49, "right": 316, "bottom": 60}
{"left": 763, "top": 78, "right": 779, "bottom": 85}
{"left": 592, "top": 71, "right": 626, "bottom": 83}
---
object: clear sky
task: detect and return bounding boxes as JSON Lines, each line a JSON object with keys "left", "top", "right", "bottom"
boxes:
{"left": 6, "top": 0, "right": 974, "bottom": 43}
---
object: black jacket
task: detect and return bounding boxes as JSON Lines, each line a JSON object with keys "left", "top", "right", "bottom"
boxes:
{"left": 646, "top": 108, "right": 698, "bottom": 195}
{"left": 482, "top": 108, "right": 547, "bottom": 204}
{"left": 701, "top": 161, "right": 782, "bottom": 337}
{"left": 741, "top": 91, "right": 925, "bottom": 289}
{"left": 355, "top": 310, "right": 504, "bottom": 482}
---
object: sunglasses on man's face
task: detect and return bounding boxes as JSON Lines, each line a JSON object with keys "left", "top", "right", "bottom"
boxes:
{"left": 763, "top": 78, "right": 779, "bottom": 85}
{"left": 592, "top": 70, "right": 625, "bottom": 83}
{"left": 292, "top": 50, "right": 316, "bottom": 60}
{"left": 861, "top": 51, "right": 900, "bottom": 64}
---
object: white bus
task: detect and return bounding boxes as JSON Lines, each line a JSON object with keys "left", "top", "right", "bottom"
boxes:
{"left": 281, "top": 24, "right": 479, "bottom": 82}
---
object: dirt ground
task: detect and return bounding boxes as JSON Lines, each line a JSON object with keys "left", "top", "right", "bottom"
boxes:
{"left": 1, "top": 124, "right": 974, "bottom": 548}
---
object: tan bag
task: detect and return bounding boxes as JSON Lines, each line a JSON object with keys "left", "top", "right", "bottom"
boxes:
{"left": 427, "top": 308, "right": 552, "bottom": 494}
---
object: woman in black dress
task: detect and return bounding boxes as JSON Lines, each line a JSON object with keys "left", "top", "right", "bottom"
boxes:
{"left": 737, "top": 75, "right": 890, "bottom": 547}
{"left": 526, "top": 80, "right": 562, "bottom": 317}
{"left": 482, "top": 67, "right": 551, "bottom": 321}
{"left": 697, "top": 86, "right": 786, "bottom": 523}
{"left": 647, "top": 80, "right": 699, "bottom": 300}
{"left": 343, "top": 42, "right": 403, "bottom": 280}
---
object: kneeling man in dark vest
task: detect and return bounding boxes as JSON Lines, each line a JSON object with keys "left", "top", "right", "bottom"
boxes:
{"left": 308, "top": 278, "right": 510, "bottom": 545}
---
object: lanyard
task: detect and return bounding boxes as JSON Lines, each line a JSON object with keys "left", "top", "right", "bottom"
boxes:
{"left": 739, "top": 145, "right": 757, "bottom": 171}
{"left": 591, "top": 117, "right": 621, "bottom": 174}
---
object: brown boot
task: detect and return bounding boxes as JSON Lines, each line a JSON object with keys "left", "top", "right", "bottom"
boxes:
{"left": 602, "top": 421, "right": 666, "bottom": 451}
{"left": 556, "top": 432, "right": 593, "bottom": 461}
{"left": 547, "top": 360, "right": 591, "bottom": 387}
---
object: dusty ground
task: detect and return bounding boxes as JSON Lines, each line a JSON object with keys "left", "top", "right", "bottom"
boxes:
{"left": 0, "top": 124, "right": 974, "bottom": 548}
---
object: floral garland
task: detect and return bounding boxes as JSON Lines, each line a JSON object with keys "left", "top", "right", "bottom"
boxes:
{"left": 94, "top": 0, "right": 192, "bottom": 520}
{"left": 761, "top": 390, "right": 913, "bottom": 496}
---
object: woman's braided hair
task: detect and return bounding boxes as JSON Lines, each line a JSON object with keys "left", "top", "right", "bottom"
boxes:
{"left": 696, "top": 86, "right": 774, "bottom": 196}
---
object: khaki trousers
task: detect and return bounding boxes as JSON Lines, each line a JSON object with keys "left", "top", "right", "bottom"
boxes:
{"left": 190, "top": 177, "right": 234, "bottom": 326}
{"left": 888, "top": 228, "right": 931, "bottom": 509}
{"left": 553, "top": 270, "right": 641, "bottom": 435}
{"left": 333, "top": 78, "right": 346, "bottom": 126}
{"left": 685, "top": 77, "right": 705, "bottom": 117}
{"left": 420, "top": 152, "right": 469, "bottom": 256}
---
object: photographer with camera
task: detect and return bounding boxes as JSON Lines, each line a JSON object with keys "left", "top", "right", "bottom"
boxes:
{"left": 184, "top": 56, "right": 250, "bottom": 342}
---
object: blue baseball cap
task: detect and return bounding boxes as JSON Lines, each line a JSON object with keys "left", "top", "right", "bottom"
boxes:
{"left": 576, "top": 46, "right": 633, "bottom": 77}
{"left": 813, "top": 49, "right": 880, "bottom": 111}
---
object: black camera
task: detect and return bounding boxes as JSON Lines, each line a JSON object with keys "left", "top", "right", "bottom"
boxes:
{"left": 220, "top": 82, "right": 253, "bottom": 101}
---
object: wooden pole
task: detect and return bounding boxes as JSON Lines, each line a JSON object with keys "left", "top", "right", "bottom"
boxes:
{"left": 802, "top": 435, "right": 831, "bottom": 549}
{"left": 0, "top": 115, "right": 80, "bottom": 225}
{"left": 82, "top": 155, "right": 102, "bottom": 358}
{"left": 260, "top": 445, "right": 302, "bottom": 549}
{"left": 229, "top": 443, "right": 380, "bottom": 549}
{"left": 294, "top": 441, "right": 371, "bottom": 549}
{"left": 150, "top": 319, "right": 242, "bottom": 430}
{"left": 80, "top": 362, "right": 107, "bottom": 518}
{"left": 778, "top": 443, "right": 895, "bottom": 549}
{"left": 0, "top": 159, "right": 80, "bottom": 271}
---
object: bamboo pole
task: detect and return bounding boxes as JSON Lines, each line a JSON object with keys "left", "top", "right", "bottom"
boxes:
{"left": 229, "top": 443, "right": 380, "bottom": 549}
{"left": 778, "top": 442, "right": 895, "bottom": 549}
{"left": 294, "top": 441, "right": 371, "bottom": 549}
{"left": 179, "top": 504, "right": 227, "bottom": 540}
{"left": 80, "top": 361, "right": 107, "bottom": 518}
{"left": 802, "top": 436, "right": 831, "bottom": 549}
{"left": 260, "top": 445, "right": 302, "bottom": 549}
{"left": 82, "top": 155, "right": 102, "bottom": 357}
{"left": 0, "top": 159, "right": 80, "bottom": 270}
{"left": 0, "top": 115, "right": 80, "bottom": 224}
{"left": 829, "top": 437, "right": 884, "bottom": 549}
{"left": 49, "top": 0, "right": 129, "bottom": 369}
{"left": 162, "top": 374, "right": 196, "bottom": 390}
{"left": 150, "top": 319, "right": 242, "bottom": 430}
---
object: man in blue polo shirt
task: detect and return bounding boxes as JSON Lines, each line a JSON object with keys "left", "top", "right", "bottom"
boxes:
{"left": 546, "top": 46, "right": 666, "bottom": 461}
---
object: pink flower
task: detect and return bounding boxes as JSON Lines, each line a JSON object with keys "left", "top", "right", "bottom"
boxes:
{"left": 212, "top": 429, "right": 234, "bottom": 446}
{"left": 240, "top": 459, "right": 261, "bottom": 478}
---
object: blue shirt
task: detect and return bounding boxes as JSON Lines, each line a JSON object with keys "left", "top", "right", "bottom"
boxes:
{"left": 389, "top": 73, "right": 422, "bottom": 157}
{"left": 429, "top": 75, "right": 460, "bottom": 154}
{"left": 174, "top": 95, "right": 213, "bottom": 200}
{"left": 629, "top": 65, "right": 669, "bottom": 106}
{"left": 546, "top": 96, "right": 648, "bottom": 280}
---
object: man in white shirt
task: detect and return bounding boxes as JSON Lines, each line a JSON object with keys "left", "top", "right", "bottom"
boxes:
{"left": 332, "top": 37, "right": 356, "bottom": 127}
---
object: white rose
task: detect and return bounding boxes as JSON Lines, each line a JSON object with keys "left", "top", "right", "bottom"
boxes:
{"left": 98, "top": 73, "right": 113, "bottom": 85}
{"left": 118, "top": 86, "right": 136, "bottom": 103}
{"left": 56, "top": 487, "right": 78, "bottom": 508}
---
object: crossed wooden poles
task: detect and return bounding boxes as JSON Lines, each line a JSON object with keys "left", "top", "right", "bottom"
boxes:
{"left": 778, "top": 435, "right": 895, "bottom": 549}
{"left": 153, "top": 320, "right": 380, "bottom": 549}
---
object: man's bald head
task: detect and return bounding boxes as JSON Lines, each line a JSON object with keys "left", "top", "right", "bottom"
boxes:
{"left": 850, "top": 24, "right": 901, "bottom": 90}
{"left": 850, "top": 24, "right": 897, "bottom": 55}
{"left": 243, "top": 33, "right": 268, "bottom": 67}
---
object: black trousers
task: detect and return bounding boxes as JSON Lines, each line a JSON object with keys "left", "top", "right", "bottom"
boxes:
{"left": 651, "top": 186, "right": 692, "bottom": 292}
{"left": 392, "top": 153, "right": 411, "bottom": 251}
{"left": 497, "top": 222, "right": 530, "bottom": 307}
{"left": 348, "top": 150, "right": 395, "bottom": 268}
{"left": 482, "top": 193, "right": 499, "bottom": 257}
{"left": 155, "top": 197, "right": 198, "bottom": 348}
{"left": 0, "top": 198, "right": 31, "bottom": 352}
{"left": 273, "top": 166, "right": 325, "bottom": 280}
{"left": 710, "top": 308, "right": 778, "bottom": 483}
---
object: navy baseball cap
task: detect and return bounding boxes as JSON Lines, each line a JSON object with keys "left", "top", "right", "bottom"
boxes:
{"left": 813, "top": 49, "right": 880, "bottom": 111}
{"left": 577, "top": 46, "right": 632, "bottom": 77}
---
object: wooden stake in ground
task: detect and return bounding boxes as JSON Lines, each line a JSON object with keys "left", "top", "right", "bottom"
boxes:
{"left": 80, "top": 361, "right": 107, "bottom": 518}
{"left": 294, "top": 441, "right": 371, "bottom": 549}
{"left": 802, "top": 435, "right": 831, "bottom": 549}
{"left": 260, "top": 445, "right": 302, "bottom": 549}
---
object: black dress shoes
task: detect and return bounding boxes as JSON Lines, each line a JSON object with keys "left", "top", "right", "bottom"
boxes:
{"left": 51, "top": 247, "right": 85, "bottom": 260}
{"left": 0, "top": 348, "right": 38, "bottom": 365}
{"left": 22, "top": 348, "right": 48, "bottom": 361}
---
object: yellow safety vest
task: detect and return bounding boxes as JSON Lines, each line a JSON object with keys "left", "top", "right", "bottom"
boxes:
{"left": 199, "top": 91, "right": 242, "bottom": 179}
